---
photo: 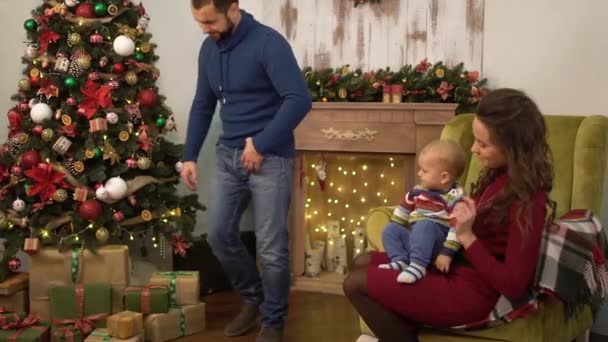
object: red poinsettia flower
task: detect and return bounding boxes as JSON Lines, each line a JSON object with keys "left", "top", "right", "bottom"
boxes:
{"left": 58, "top": 123, "right": 78, "bottom": 138}
{"left": 415, "top": 58, "right": 432, "bottom": 73}
{"left": 24, "top": 163, "right": 68, "bottom": 202}
{"left": 171, "top": 235, "right": 192, "bottom": 257}
{"left": 437, "top": 81, "right": 455, "bottom": 100}
{"left": 79, "top": 80, "right": 114, "bottom": 119}
{"left": 471, "top": 86, "right": 486, "bottom": 103}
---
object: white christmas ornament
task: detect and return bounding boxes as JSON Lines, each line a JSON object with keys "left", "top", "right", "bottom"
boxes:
{"left": 106, "top": 112, "right": 119, "bottom": 124}
{"left": 113, "top": 35, "right": 135, "bottom": 56}
{"left": 64, "top": 0, "right": 79, "bottom": 7}
{"left": 30, "top": 103, "right": 53, "bottom": 124}
{"left": 28, "top": 98, "right": 39, "bottom": 108}
{"left": 24, "top": 43, "right": 38, "bottom": 60}
{"left": 95, "top": 186, "right": 111, "bottom": 201}
{"left": 12, "top": 199, "right": 25, "bottom": 212}
{"left": 175, "top": 161, "right": 184, "bottom": 173}
{"left": 105, "top": 177, "right": 128, "bottom": 199}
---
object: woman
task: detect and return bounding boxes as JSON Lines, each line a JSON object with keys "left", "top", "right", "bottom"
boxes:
{"left": 343, "top": 88, "right": 555, "bottom": 342}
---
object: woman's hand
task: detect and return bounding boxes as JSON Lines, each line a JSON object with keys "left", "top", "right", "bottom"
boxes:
{"left": 450, "top": 197, "right": 478, "bottom": 249}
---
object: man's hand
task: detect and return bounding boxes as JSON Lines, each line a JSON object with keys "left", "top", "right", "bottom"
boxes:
{"left": 435, "top": 255, "right": 452, "bottom": 273}
{"left": 241, "top": 137, "right": 264, "bottom": 172}
{"left": 180, "top": 161, "right": 199, "bottom": 191}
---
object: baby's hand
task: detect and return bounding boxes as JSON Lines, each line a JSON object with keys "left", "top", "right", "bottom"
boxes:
{"left": 434, "top": 255, "right": 452, "bottom": 273}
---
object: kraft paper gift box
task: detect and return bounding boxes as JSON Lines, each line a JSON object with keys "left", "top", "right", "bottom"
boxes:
{"left": 84, "top": 328, "right": 142, "bottom": 342}
{"left": 124, "top": 287, "right": 169, "bottom": 315}
{"left": 0, "top": 290, "right": 28, "bottom": 313}
{"left": 106, "top": 311, "right": 143, "bottom": 339}
{"left": 148, "top": 272, "right": 199, "bottom": 307}
{"left": 143, "top": 303, "right": 206, "bottom": 342}
{"left": 30, "top": 246, "right": 129, "bottom": 322}
{"left": 0, "top": 273, "right": 28, "bottom": 296}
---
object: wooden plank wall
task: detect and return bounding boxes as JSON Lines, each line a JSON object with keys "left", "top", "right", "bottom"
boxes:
{"left": 242, "top": 0, "right": 485, "bottom": 71}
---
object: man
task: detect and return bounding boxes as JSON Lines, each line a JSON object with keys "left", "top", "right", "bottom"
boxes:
{"left": 181, "top": 1, "right": 312, "bottom": 341}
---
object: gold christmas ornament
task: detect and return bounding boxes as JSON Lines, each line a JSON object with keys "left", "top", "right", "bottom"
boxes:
{"left": 435, "top": 68, "right": 445, "bottom": 78}
{"left": 61, "top": 115, "right": 72, "bottom": 125}
{"left": 53, "top": 189, "right": 68, "bottom": 202}
{"left": 124, "top": 71, "right": 138, "bottom": 85}
{"left": 16, "top": 133, "right": 29, "bottom": 144}
{"left": 18, "top": 79, "right": 31, "bottom": 91}
{"left": 73, "top": 161, "right": 85, "bottom": 173}
{"left": 103, "top": 140, "right": 121, "bottom": 165}
{"left": 137, "top": 157, "right": 151, "bottom": 170}
{"left": 341, "top": 66, "right": 350, "bottom": 76}
{"left": 41, "top": 128, "right": 54, "bottom": 142}
{"left": 338, "top": 88, "right": 348, "bottom": 99}
{"left": 53, "top": 4, "right": 63, "bottom": 13}
{"left": 107, "top": 4, "right": 119, "bottom": 16}
{"left": 68, "top": 32, "right": 82, "bottom": 46}
{"left": 95, "top": 227, "right": 110, "bottom": 243}
{"left": 29, "top": 68, "right": 40, "bottom": 78}
{"left": 85, "top": 148, "right": 96, "bottom": 159}
{"left": 118, "top": 131, "right": 130, "bottom": 141}
{"left": 140, "top": 210, "right": 152, "bottom": 221}
{"left": 139, "top": 42, "right": 151, "bottom": 53}
{"left": 75, "top": 54, "right": 92, "bottom": 70}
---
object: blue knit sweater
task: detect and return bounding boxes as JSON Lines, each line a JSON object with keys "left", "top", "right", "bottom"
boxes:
{"left": 183, "top": 11, "right": 311, "bottom": 161}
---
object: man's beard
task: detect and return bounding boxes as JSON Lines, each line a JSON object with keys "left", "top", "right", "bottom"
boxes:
{"left": 217, "top": 15, "right": 235, "bottom": 40}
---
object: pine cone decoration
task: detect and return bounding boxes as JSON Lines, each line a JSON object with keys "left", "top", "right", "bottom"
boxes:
{"left": 69, "top": 62, "right": 83, "bottom": 77}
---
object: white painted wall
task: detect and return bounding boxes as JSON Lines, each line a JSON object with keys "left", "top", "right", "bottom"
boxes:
{"left": 483, "top": 0, "right": 608, "bottom": 116}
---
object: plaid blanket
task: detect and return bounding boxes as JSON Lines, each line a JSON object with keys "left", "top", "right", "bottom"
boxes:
{"left": 451, "top": 209, "right": 608, "bottom": 330}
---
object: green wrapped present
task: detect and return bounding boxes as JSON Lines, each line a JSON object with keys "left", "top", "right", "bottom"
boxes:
{"left": 125, "top": 286, "right": 168, "bottom": 314}
{"left": 0, "top": 310, "right": 25, "bottom": 327}
{"left": 0, "top": 314, "right": 49, "bottom": 342}
{"left": 49, "top": 283, "right": 111, "bottom": 340}
{"left": 51, "top": 325, "right": 82, "bottom": 342}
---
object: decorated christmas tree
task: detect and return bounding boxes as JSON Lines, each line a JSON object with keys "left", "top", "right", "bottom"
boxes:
{"left": 0, "top": 0, "right": 202, "bottom": 279}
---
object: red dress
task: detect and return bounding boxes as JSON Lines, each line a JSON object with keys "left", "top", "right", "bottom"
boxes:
{"left": 366, "top": 172, "right": 547, "bottom": 327}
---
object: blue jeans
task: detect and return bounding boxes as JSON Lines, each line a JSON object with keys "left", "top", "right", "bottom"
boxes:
{"left": 381, "top": 220, "right": 448, "bottom": 267}
{"left": 207, "top": 144, "right": 293, "bottom": 328}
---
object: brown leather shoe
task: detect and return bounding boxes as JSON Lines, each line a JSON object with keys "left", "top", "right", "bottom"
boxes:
{"left": 224, "top": 303, "right": 258, "bottom": 337}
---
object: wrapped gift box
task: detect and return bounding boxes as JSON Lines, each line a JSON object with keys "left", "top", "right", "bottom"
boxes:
{"left": 29, "top": 246, "right": 129, "bottom": 322}
{"left": 0, "top": 289, "right": 28, "bottom": 313}
{"left": 0, "top": 315, "right": 49, "bottom": 342}
{"left": 124, "top": 287, "right": 168, "bottom": 315}
{"left": 148, "top": 272, "right": 199, "bottom": 307}
{"left": 143, "top": 303, "right": 206, "bottom": 342}
{"left": 0, "top": 273, "right": 28, "bottom": 296}
{"left": 49, "top": 283, "right": 111, "bottom": 329}
{"left": 106, "top": 311, "right": 143, "bottom": 339}
{"left": 85, "top": 328, "right": 142, "bottom": 342}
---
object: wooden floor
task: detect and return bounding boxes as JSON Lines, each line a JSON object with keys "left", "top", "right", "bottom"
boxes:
{"left": 176, "top": 290, "right": 360, "bottom": 342}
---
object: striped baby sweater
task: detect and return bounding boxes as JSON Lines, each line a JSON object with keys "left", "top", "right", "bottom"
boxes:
{"left": 391, "top": 184, "right": 464, "bottom": 257}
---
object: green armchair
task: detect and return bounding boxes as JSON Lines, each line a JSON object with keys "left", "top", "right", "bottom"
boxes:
{"left": 360, "top": 114, "right": 608, "bottom": 341}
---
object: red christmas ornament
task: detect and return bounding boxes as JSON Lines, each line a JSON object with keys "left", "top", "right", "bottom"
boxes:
{"left": 137, "top": 89, "right": 158, "bottom": 108}
{"left": 79, "top": 199, "right": 103, "bottom": 221}
{"left": 21, "top": 150, "right": 42, "bottom": 170}
{"left": 7, "top": 257, "right": 21, "bottom": 272}
{"left": 126, "top": 158, "right": 138, "bottom": 168}
{"left": 112, "top": 211, "right": 125, "bottom": 222}
{"left": 88, "top": 72, "right": 100, "bottom": 81}
{"left": 75, "top": 3, "right": 96, "bottom": 18}
{"left": 32, "top": 125, "right": 44, "bottom": 136}
{"left": 66, "top": 97, "right": 77, "bottom": 106}
{"left": 11, "top": 166, "right": 22, "bottom": 176}
{"left": 112, "top": 63, "right": 125, "bottom": 74}
{"left": 29, "top": 75, "right": 40, "bottom": 88}
{"left": 18, "top": 102, "right": 30, "bottom": 112}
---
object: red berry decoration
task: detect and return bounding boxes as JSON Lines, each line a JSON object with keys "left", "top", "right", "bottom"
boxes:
{"left": 112, "top": 63, "right": 125, "bottom": 74}
{"left": 32, "top": 125, "right": 43, "bottom": 135}
{"left": 8, "top": 257, "right": 21, "bottom": 272}
{"left": 79, "top": 199, "right": 103, "bottom": 221}
{"left": 75, "top": 3, "right": 96, "bottom": 18}
{"left": 137, "top": 89, "right": 158, "bottom": 108}
{"left": 21, "top": 150, "right": 41, "bottom": 170}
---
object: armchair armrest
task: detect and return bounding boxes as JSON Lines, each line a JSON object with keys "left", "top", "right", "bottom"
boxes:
{"left": 365, "top": 207, "right": 395, "bottom": 251}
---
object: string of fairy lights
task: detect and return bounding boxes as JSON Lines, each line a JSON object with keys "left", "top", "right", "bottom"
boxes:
{"left": 303, "top": 155, "right": 405, "bottom": 255}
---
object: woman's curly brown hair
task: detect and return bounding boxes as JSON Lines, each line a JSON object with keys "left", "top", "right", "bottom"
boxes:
{"left": 471, "top": 88, "right": 556, "bottom": 235}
